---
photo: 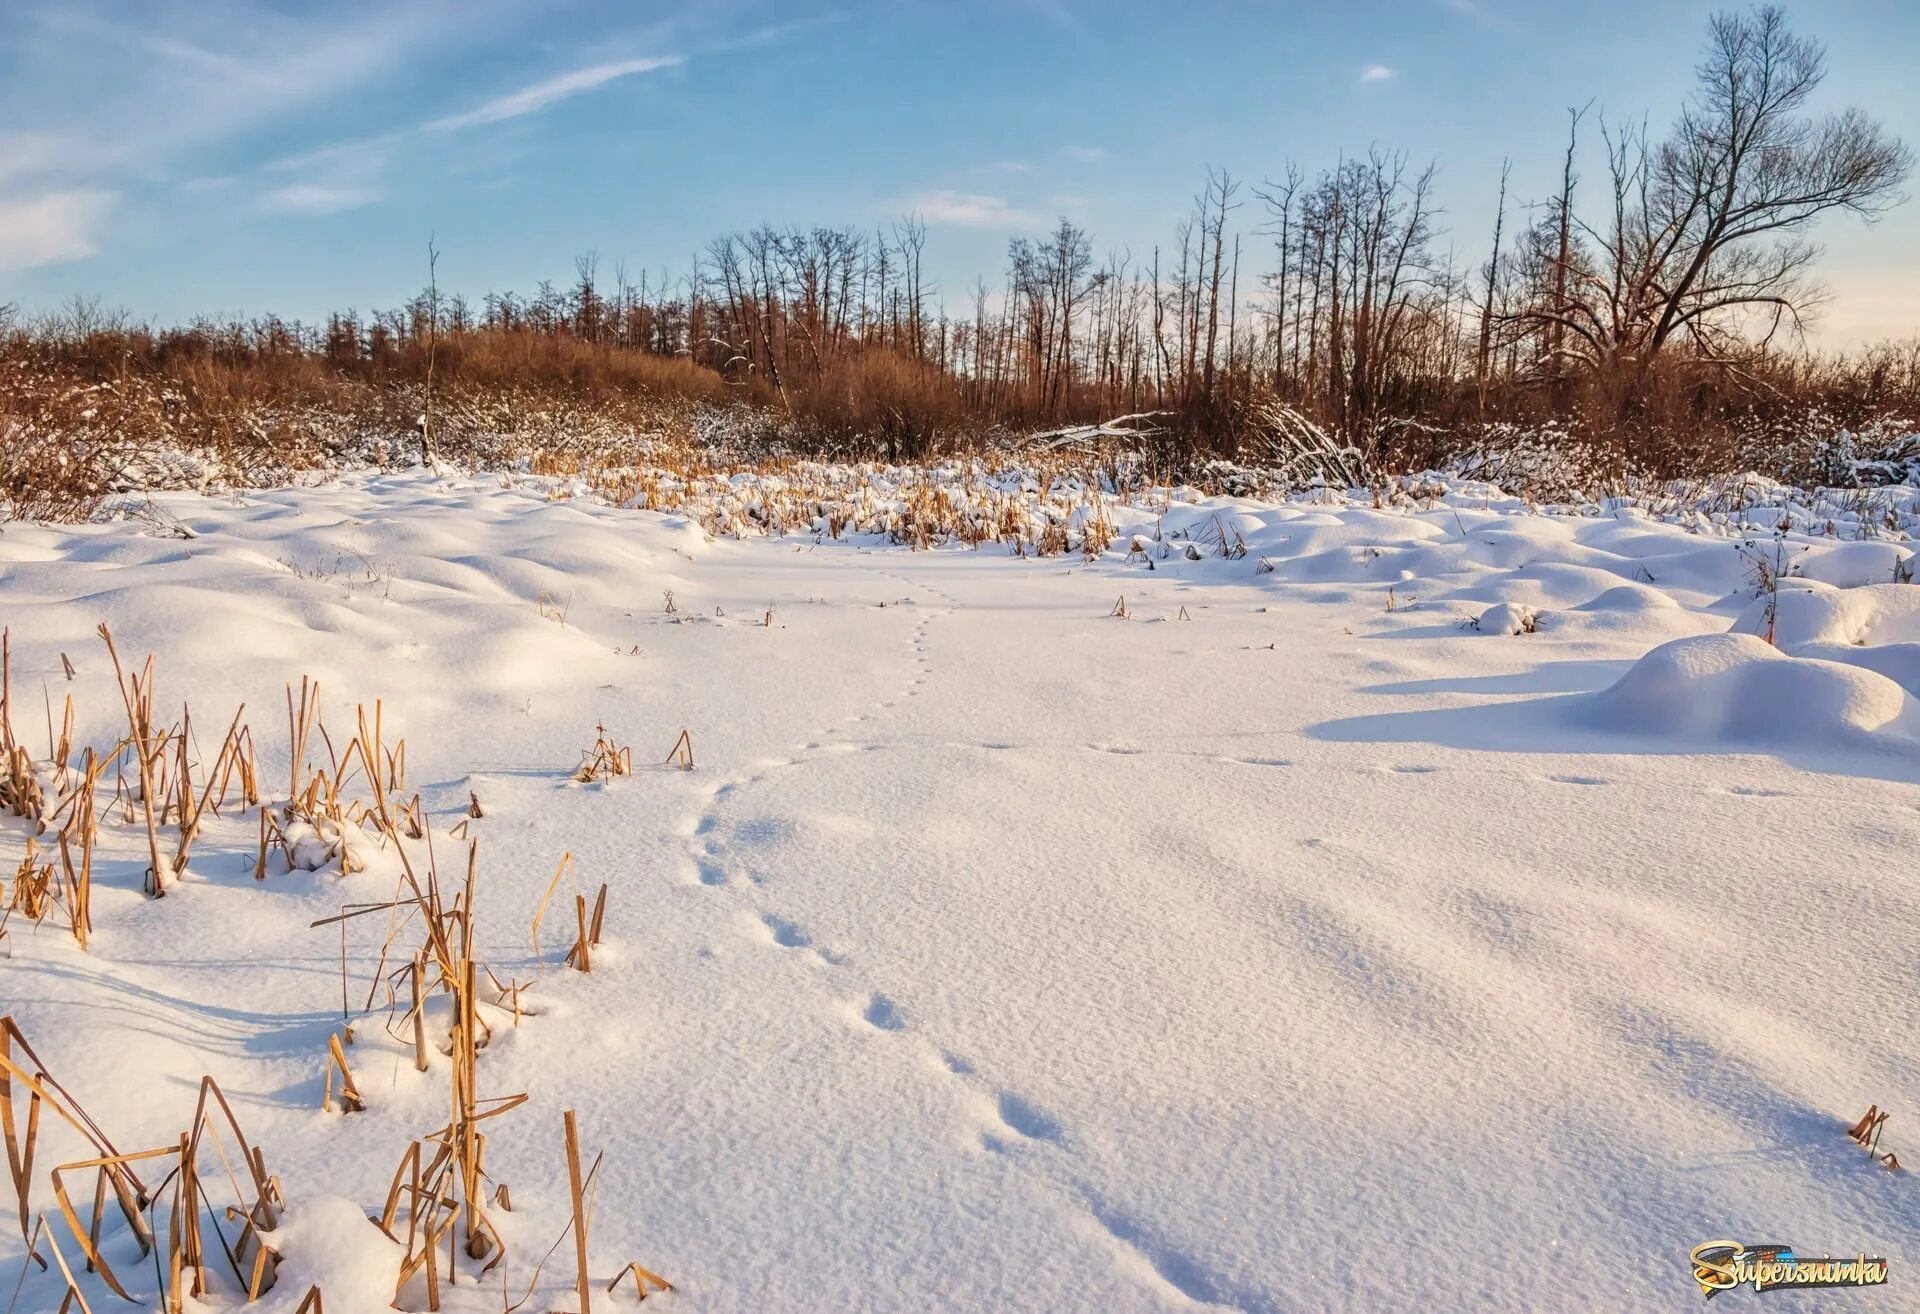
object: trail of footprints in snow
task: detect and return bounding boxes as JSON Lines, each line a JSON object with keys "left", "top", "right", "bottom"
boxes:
{"left": 680, "top": 566, "right": 1238, "bottom": 1306}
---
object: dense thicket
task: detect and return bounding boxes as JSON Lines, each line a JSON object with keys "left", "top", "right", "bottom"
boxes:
{"left": 4, "top": 5, "right": 1915, "bottom": 504}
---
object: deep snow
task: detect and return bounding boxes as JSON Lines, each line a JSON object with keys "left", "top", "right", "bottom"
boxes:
{"left": 2, "top": 470, "right": 1916, "bottom": 1311}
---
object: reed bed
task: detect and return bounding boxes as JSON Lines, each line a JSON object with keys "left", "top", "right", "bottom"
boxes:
{"left": 1, "top": 626, "right": 675, "bottom": 1309}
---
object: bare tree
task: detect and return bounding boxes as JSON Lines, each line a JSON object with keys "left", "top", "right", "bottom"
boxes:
{"left": 1510, "top": 6, "right": 1911, "bottom": 406}
{"left": 1476, "top": 160, "right": 1511, "bottom": 409}
{"left": 422, "top": 236, "right": 439, "bottom": 465}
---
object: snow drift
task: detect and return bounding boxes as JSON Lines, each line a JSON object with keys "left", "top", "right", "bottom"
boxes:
{"left": 1582, "top": 632, "right": 1920, "bottom": 750}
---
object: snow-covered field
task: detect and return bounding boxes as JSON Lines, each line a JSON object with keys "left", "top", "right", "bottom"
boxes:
{"left": 3, "top": 469, "right": 1918, "bottom": 1311}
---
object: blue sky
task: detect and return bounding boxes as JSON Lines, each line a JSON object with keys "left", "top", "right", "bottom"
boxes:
{"left": 2, "top": 0, "right": 1915, "bottom": 345}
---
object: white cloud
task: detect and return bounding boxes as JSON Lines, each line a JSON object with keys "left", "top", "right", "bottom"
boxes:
{"left": 427, "top": 55, "right": 683, "bottom": 133}
{"left": 905, "top": 190, "right": 1041, "bottom": 229}
{"left": 1359, "top": 64, "right": 1397, "bottom": 83}
{"left": 260, "top": 183, "right": 381, "bottom": 215}
{"left": 264, "top": 135, "right": 398, "bottom": 176}
{"left": 257, "top": 135, "right": 392, "bottom": 216}
{"left": 0, "top": 188, "right": 115, "bottom": 271}
{"left": 253, "top": 53, "right": 680, "bottom": 221}
{"left": 0, "top": 132, "right": 124, "bottom": 186}
{"left": 0, "top": 4, "right": 455, "bottom": 264}
{"left": 1062, "top": 145, "right": 1107, "bottom": 164}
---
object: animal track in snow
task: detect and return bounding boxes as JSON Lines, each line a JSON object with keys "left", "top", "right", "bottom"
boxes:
{"left": 856, "top": 992, "right": 905, "bottom": 1030}
{"left": 993, "top": 1091, "right": 1062, "bottom": 1142}
{"left": 759, "top": 913, "right": 810, "bottom": 948}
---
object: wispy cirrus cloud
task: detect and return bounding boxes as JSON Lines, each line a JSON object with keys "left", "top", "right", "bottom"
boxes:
{"left": 426, "top": 56, "right": 684, "bottom": 133}
{"left": 1359, "top": 64, "right": 1397, "bottom": 84}
{"left": 261, "top": 183, "right": 382, "bottom": 216}
{"left": 258, "top": 133, "right": 396, "bottom": 215}
{"left": 0, "top": 1, "right": 463, "bottom": 269}
{"left": 906, "top": 190, "right": 1041, "bottom": 230}
{"left": 0, "top": 188, "right": 116, "bottom": 271}
{"left": 252, "top": 52, "right": 681, "bottom": 215}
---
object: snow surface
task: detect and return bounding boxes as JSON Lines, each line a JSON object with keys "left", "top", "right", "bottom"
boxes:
{"left": 2, "top": 470, "right": 1917, "bottom": 1311}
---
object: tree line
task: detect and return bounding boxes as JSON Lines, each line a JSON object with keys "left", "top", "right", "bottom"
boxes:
{"left": 7, "top": 6, "right": 1915, "bottom": 477}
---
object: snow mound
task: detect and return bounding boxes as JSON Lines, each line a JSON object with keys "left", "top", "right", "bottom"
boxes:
{"left": 1796, "top": 539, "right": 1914, "bottom": 588}
{"left": 1729, "top": 582, "right": 1920, "bottom": 696}
{"left": 268, "top": 1194, "right": 402, "bottom": 1310}
{"left": 1581, "top": 633, "right": 1920, "bottom": 748}
{"left": 1571, "top": 583, "right": 1679, "bottom": 614}
{"left": 1732, "top": 581, "right": 1920, "bottom": 648}
{"left": 1474, "top": 602, "right": 1537, "bottom": 635}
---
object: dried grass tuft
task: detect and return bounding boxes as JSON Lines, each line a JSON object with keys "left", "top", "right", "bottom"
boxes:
{"left": 573, "top": 727, "right": 632, "bottom": 783}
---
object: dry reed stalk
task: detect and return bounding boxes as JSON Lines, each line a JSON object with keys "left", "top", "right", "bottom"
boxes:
{"left": 54, "top": 771, "right": 94, "bottom": 949}
{"left": 530, "top": 853, "right": 575, "bottom": 965}
{"left": 253, "top": 807, "right": 284, "bottom": 881}
{"left": 96, "top": 625, "right": 170, "bottom": 895}
{"left": 608, "top": 1261, "right": 676, "bottom": 1301}
{"left": 50, "top": 693, "right": 73, "bottom": 772}
{"left": 2, "top": 1032, "right": 156, "bottom": 1302}
{"left": 169, "top": 703, "right": 246, "bottom": 874}
{"left": 6, "top": 841, "right": 50, "bottom": 923}
{"left": 574, "top": 727, "right": 632, "bottom": 783}
{"left": 286, "top": 677, "right": 320, "bottom": 808}
{"left": 322, "top": 1033, "right": 365, "bottom": 1114}
{"left": 663, "top": 729, "right": 694, "bottom": 772}
{"left": 397, "top": 795, "right": 426, "bottom": 840}
{"left": 410, "top": 950, "right": 430, "bottom": 1073}
{"left": 1, "top": 744, "right": 45, "bottom": 830}
{"left": 0, "top": 630, "right": 10, "bottom": 761}
{"left": 570, "top": 896, "right": 590, "bottom": 973}
{"left": 588, "top": 884, "right": 607, "bottom": 945}
{"left": 563, "top": 1110, "right": 592, "bottom": 1314}
{"left": 41, "top": 1092, "right": 272, "bottom": 1305}
{"left": 562, "top": 885, "right": 608, "bottom": 973}
{"left": 36, "top": 1217, "right": 95, "bottom": 1314}
{"left": 554, "top": 1112, "right": 672, "bottom": 1309}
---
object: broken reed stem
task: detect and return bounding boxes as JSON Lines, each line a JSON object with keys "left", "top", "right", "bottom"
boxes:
{"left": 411, "top": 950, "right": 430, "bottom": 1073}
{"left": 608, "top": 1261, "right": 675, "bottom": 1302}
{"left": 54, "top": 762, "right": 96, "bottom": 949}
{"left": 530, "top": 852, "right": 574, "bottom": 965}
{"left": 40, "top": 1219, "right": 96, "bottom": 1314}
{"left": 574, "top": 726, "right": 632, "bottom": 783}
{"left": 563, "top": 1109, "right": 592, "bottom": 1314}
{"left": 0, "top": 629, "right": 11, "bottom": 759}
{"left": 323, "top": 1032, "right": 364, "bottom": 1114}
{"left": 564, "top": 886, "right": 608, "bottom": 972}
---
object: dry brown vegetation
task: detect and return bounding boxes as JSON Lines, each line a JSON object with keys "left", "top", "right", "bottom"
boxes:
{"left": 1, "top": 628, "right": 672, "bottom": 1309}
{"left": 2, "top": 6, "right": 1915, "bottom": 525}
